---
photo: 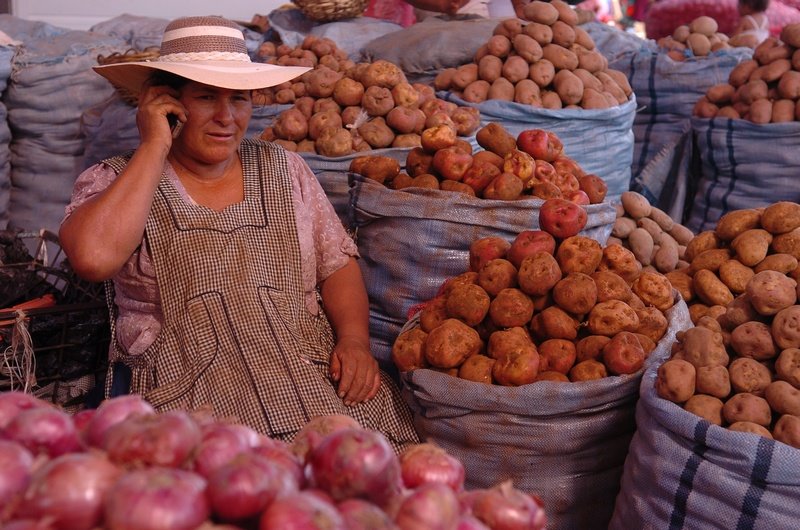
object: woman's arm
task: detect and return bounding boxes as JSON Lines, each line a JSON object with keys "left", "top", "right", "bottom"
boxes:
{"left": 404, "top": 0, "right": 470, "bottom": 15}
{"left": 59, "top": 84, "right": 185, "bottom": 282}
{"left": 320, "top": 258, "right": 381, "bottom": 406}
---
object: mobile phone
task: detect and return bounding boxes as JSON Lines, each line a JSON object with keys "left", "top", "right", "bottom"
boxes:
{"left": 168, "top": 114, "right": 184, "bottom": 139}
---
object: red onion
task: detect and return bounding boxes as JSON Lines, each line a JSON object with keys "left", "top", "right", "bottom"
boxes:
{"left": 3, "top": 407, "right": 82, "bottom": 457}
{"left": 104, "top": 410, "right": 201, "bottom": 467}
{"left": 15, "top": 452, "right": 121, "bottom": 530}
{"left": 337, "top": 498, "right": 397, "bottom": 530}
{"left": 84, "top": 395, "right": 155, "bottom": 448}
{"left": 0, "top": 439, "right": 34, "bottom": 512}
{"left": 104, "top": 467, "right": 209, "bottom": 530}
{"left": 259, "top": 490, "right": 346, "bottom": 530}
{"left": 394, "top": 483, "right": 461, "bottom": 530}
{"left": 70, "top": 409, "right": 96, "bottom": 437}
{"left": 192, "top": 424, "right": 253, "bottom": 478}
{"left": 307, "top": 427, "right": 403, "bottom": 508}
{"left": 399, "top": 442, "right": 465, "bottom": 491}
{"left": 207, "top": 451, "right": 299, "bottom": 522}
{"left": 1, "top": 519, "right": 57, "bottom": 530}
{"left": 291, "top": 414, "right": 362, "bottom": 462}
{"left": 251, "top": 442, "right": 305, "bottom": 487}
{"left": 0, "top": 392, "right": 51, "bottom": 429}
{"left": 469, "top": 481, "right": 547, "bottom": 530}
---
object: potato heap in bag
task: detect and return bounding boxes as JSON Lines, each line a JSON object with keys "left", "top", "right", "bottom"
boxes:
{"left": 656, "top": 201, "right": 800, "bottom": 449}
{"left": 694, "top": 23, "right": 800, "bottom": 123}
{"left": 657, "top": 15, "right": 735, "bottom": 60}
{"left": 392, "top": 198, "right": 676, "bottom": 386}
{"left": 349, "top": 122, "right": 609, "bottom": 202}
{"left": 434, "top": 0, "right": 632, "bottom": 109}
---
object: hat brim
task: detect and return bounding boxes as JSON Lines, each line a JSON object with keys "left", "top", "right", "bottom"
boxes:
{"left": 93, "top": 60, "right": 311, "bottom": 98}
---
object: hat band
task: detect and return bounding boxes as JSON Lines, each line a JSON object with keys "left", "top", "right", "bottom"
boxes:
{"left": 157, "top": 51, "right": 252, "bottom": 63}
{"left": 162, "top": 25, "right": 245, "bottom": 43}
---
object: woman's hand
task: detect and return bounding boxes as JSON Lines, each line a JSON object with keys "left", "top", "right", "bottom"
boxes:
{"left": 329, "top": 336, "right": 381, "bottom": 406}
{"left": 136, "top": 81, "right": 187, "bottom": 148}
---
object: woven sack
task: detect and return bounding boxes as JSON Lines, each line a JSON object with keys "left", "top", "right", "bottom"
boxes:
{"left": 293, "top": 0, "right": 368, "bottom": 22}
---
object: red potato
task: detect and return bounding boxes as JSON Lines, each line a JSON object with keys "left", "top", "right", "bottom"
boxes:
{"left": 461, "top": 161, "right": 502, "bottom": 195}
{"left": 507, "top": 230, "right": 557, "bottom": 268}
{"left": 539, "top": 198, "right": 588, "bottom": 239}
{"left": 469, "top": 236, "right": 512, "bottom": 272}
{"left": 432, "top": 147, "right": 473, "bottom": 182}
{"left": 516, "top": 129, "right": 564, "bottom": 162}
{"left": 603, "top": 331, "right": 646, "bottom": 375}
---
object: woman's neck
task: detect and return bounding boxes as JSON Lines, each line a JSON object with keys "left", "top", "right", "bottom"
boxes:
{"left": 168, "top": 153, "right": 244, "bottom": 210}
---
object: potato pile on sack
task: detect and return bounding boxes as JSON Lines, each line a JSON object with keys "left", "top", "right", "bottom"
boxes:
{"left": 433, "top": 1, "right": 632, "bottom": 110}
{"left": 392, "top": 193, "right": 684, "bottom": 386}
{"left": 257, "top": 35, "right": 480, "bottom": 155}
{"left": 349, "top": 122, "right": 608, "bottom": 202}
{"left": 609, "top": 203, "right": 800, "bottom": 529}
{"left": 608, "top": 191, "right": 696, "bottom": 274}
{"left": 656, "top": 15, "right": 739, "bottom": 58}
{"left": 0, "top": 391, "right": 548, "bottom": 530}
{"left": 648, "top": 201, "right": 800, "bottom": 448}
{"left": 694, "top": 24, "right": 800, "bottom": 123}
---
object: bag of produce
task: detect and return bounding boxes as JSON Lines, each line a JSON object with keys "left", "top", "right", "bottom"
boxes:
{"left": 352, "top": 175, "right": 616, "bottom": 377}
{"left": 609, "top": 341, "right": 800, "bottom": 529}
{"left": 686, "top": 118, "right": 800, "bottom": 233}
{"left": 0, "top": 42, "right": 14, "bottom": 230}
{"left": 399, "top": 292, "right": 692, "bottom": 530}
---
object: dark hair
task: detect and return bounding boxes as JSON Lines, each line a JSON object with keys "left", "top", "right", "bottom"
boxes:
{"left": 740, "top": 0, "right": 769, "bottom": 11}
{"left": 148, "top": 70, "right": 190, "bottom": 90}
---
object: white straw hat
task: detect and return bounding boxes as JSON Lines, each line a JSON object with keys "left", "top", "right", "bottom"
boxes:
{"left": 93, "top": 16, "right": 310, "bottom": 97}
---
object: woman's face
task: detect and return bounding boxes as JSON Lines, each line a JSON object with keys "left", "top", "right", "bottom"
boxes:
{"left": 172, "top": 81, "right": 253, "bottom": 165}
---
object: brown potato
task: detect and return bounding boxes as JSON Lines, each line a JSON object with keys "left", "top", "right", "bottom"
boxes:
{"left": 693, "top": 269, "right": 734, "bottom": 307}
{"left": 424, "top": 318, "right": 483, "bottom": 368}
{"left": 772, "top": 227, "right": 800, "bottom": 260}
{"left": 569, "top": 359, "right": 608, "bottom": 382}
{"left": 489, "top": 288, "right": 534, "bottom": 328}
{"left": 542, "top": 44, "right": 579, "bottom": 71}
{"left": 518, "top": 251, "right": 562, "bottom": 296}
{"left": 772, "top": 305, "right": 800, "bottom": 350}
{"left": 598, "top": 244, "right": 642, "bottom": 283}
{"left": 773, "top": 414, "right": 800, "bottom": 448}
{"left": 665, "top": 270, "right": 694, "bottom": 303}
{"left": 695, "top": 365, "right": 731, "bottom": 399}
{"left": 603, "top": 331, "right": 646, "bottom": 375}
{"left": 765, "top": 380, "right": 800, "bottom": 416}
{"left": 723, "top": 294, "right": 764, "bottom": 329}
{"left": 684, "top": 394, "right": 724, "bottom": 426}
{"left": 731, "top": 229, "right": 772, "bottom": 267}
{"left": 632, "top": 271, "right": 675, "bottom": 311}
{"left": 754, "top": 254, "right": 798, "bottom": 275}
{"left": 761, "top": 201, "right": 800, "bottom": 234}
{"left": 530, "top": 305, "right": 580, "bottom": 341}
{"left": 538, "top": 338, "right": 577, "bottom": 374}
{"left": 576, "top": 335, "right": 612, "bottom": 362}
{"left": 492, "top": 348, "right": 540, "bottom": 386}
{"left": 746, "top": 270, "right": 798, "bottom": 316}
{"left": 488, "top": 326, "right": 534, "bottom": 360}
{"left": 458, "top": 354, "right": 495, "bottom": 384}
{"left": 729, "top": 357, "right": 772, "bottom": 396}
{"left": 529, "top": 59, "right": 556, "bottom": 88}
{"left": 715, "top": 209, "right": 762, "bottom": 241}
{"left": 730, "top": 321, "right": 778, "bottom": 361}
{"left": 684, "top": 231, "right": 721, "bottom": 262}
{"left": 729, "top": 421, "right": 773, "bottom": 438}
{"left": 476, "top": 122, "right": 517, "bottom": 158}
{"left": 636, "top": 306, "right": 669, "bottom": 343}
{"left": 477, "top": 258, "right": 518, "bottom": 297}
{"left": 775, "top": 347, "right": 800, "bottom": 388}
{"left": 556, "top": 236, "right": 603, "bottom": 275}
{"left": 419, "top": 296, "right": 449, "bottom": 333}
{"left": 445, "top": 283, "right": 491, "bottom": 327}
{"left": 552, "top": 272, "right": 597, "bottom": 315}
{"left": 587, "top": 300, "right": 639, "bottom": 336}
{"left": 675, "top": 326, "right": 729, "bottom": 368}
{"left": 523, "top": 22, "right": 553, "bottom": 46}
{"left": 392, "top": 327, "right": 429, "bottom": 372}
{"left": 688, "top": 248, "right": 732, "bottom": 275}
{"left": 656, "top": 359, "right": 696, "bottom": 403}
{"left": 718, "top": 259, "right": 754, "bottom": 294}
{"left": 722, "top": 393, "right": 772, "bottom": 427}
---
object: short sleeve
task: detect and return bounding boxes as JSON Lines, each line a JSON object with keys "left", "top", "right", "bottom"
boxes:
{"left": 62, "top": 163, "right": 118, "bottom": 222}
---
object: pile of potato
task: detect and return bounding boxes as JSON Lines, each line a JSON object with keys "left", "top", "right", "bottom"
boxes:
{"left": 433, "top": 0, "right": 632, "bottom": 110}
{"left": 693, "top": 23, "right": 800, "bottom": 123}
{"left": 392, "top": 202, "right": 677, "bottom": 386}
{"left": 349, "top": 122, "right": 609, "bottom": 202}
{"left": 607, "top": 191, "right": 696, "bottom": 273}
{"left": 656, "top": 15, "right": 735, "bottom": 60}
{"left": 256, "top": 36, "right": 481, "bottom": 155}
{"left": 656, "top": 201, "right": 800, "bottom": 448}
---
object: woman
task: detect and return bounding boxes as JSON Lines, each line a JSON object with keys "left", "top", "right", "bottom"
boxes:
{"left": 60, "top": 16, "right": 419, "bottom": 450}
{"left": 732, "top": 0, "right": 770, "bottom": 47}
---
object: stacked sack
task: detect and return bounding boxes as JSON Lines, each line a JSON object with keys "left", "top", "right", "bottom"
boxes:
{"left": 611, "top": 201, "right": 800, "bottom": 529}
{"left": 686, "top": 24, "right": 800, "bottom": 234}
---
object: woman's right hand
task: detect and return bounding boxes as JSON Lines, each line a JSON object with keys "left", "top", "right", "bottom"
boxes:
{"left": 135, "top": 81, "right": 187, "bottom": 149}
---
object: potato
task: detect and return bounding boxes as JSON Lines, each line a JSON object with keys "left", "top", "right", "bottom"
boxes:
{"left": 718, "top": 259, "right": 755, "bottom": 294}
{"left": 538, "top": 198, "right": 587, "bottom": 239}
{"left": 542, "top": 44, "right": 579, "bottom": 71}
{"left": 361, "top": 59, "right": 405, "bottom": 89}
{"left": 665, "top": 270, "right": 694, "bottom": 303}
{"left": 486, "top": 34, "right": 512, "bottom": 59}
{"left": 424, "top": 318, "right": 483, "bottom": 368}
{"left": 676, "top": 326, "right": 729, "bottom": 368}
{"left": 772, "top": 227, "right": 800, "bottom": 260}
{"left": 273, "top": 108, "right": 309, "bottom": 142}
{"left": 716, "top": 209, "right": 762, "bottom": 241}
{"left": 773, "top": 414, "right": 800, "bottom": 448}
{"left": 603, "top": 331, "right": 646, "bottom": 375}
{"left": 488, "top": 77, "right": 516, "bottom": 101}
{"left": 761, "top": 201, "right": 800, "bottom": 235}
{"left": 765, "top": 380, "right": 800, "bottom": 416}
{"left": 632, "top": 271, "right": 675, "bottom": 311}
{"left": 512, "top": 34, "right": 543, "bottom": 64}
{"left": 529, "top": 59, "right": 556, "bottom": 88}
{"left": 576, "top": 335, "right": 612, "bottom": 362}
{"left": 636, "top": 306, "right": 669, "bottom": 343}
{"left": 772, "top": 305, "right": 800, "bottom": 350}
{"left": 553, "top": 69, "right": 583, "bottom": 106}
{"left": 695, "top": 365, "right": 731, "bottom": 399}
{"left": 476, "top": 122, "right": 517, "bottom": 158}
{"left": 775, "top": 348, "right": 800, "bottom": 388}
{"left": 555, "top": 236, "right": 602, "bottom": 276}
{"left": 568, "top": 359, "right": 607, "bottom": 382}
{"left": 729, "top": 421, "right": 773, "bottom": 438}
{"left": 530, "top": 305, "right": 580, "bottom": 341}
{"left": 488, "top": 288, "right": 534, "bottom": 328}
{"left": 723, "top": 294, "right": 763, "bottom": 330}
{"left": 592, "top": 270, "right": 634, "bottom": 303}
{"left": 445, "top": 283, "right": 491, "bottom": 327}
{"left": 514, "top": 79, "right": 542, "bottom": 106}
{"left": 728, "top": 59, "right": 759, "bottom": 88}
{"left": 458, "top": 354, "right": 495, "bottom": 384}
{"left": 391, "top": 327, "right": 429, "bottom": 372}
{"left": 688, "top": 248, "right": 732, "bottom": 276}
{"left": 518, "top": 251, "right": 562, "bottom": 296}
{"left": 687, "top": 33, "right": 711, "bottom": 57}
{"left": 478, "top": 54, "right": 504, "bottom": 83}
{"left": 434, "top": 68, "right": 457, "bottom": 91}
{"left": 684, "top": 394, "right": 724, "bottom": 425}
{"left": 587, "top": 300, "right": 639, "bottom": 336}
{"left": 723, "top": 393, "right": 772, "bottom": 427}
{"left": 487, "top": 326, "right": 533, "bottom": 359}
{"left": 689, "top": 15, "right": 718, "bottom": 37}
{"left": 685, "top": 231, "right": 721, "bottom": 262}
{"left": 477, "top": 258, "right": 518, "bottom": 297}
{"left": 620, "top": 191, "right": 651, "bottom": 219}
{"left": 748, "top": 98, "right": 773, "bottom": 124}
{"left": 746, "top": 270, "right": 798, "bottom": 316}
{"left": 523, "top": 1, "right": 559, "bottom": 24}
{"left": 729, "top": 357, "right": 772, "bottom": 396}
{"left": 693, "top": 269, "right": 734, "bottom": 307}
{"left": 358, "top": 117, "right": 395, "bottom": 149}
{"left": 349, "top": 155, "right": 400, "bottom": 184}
{"left": 538, "top": 338, "right": 577, "bottom": 374}
{"left": 552, "top": 272, "right": 597, "bottom": 315}
{"left": 419, "top": 296, "right": 449, "bottom": 333}
{"left": 730, "top": 321, "right": 778, "bottom": 361}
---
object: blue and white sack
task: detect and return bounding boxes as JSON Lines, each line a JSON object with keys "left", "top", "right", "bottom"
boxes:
{"left": 609, "top": 353, "right": 800, "bottom": 529}
{"left": 0, "top": 38, "right": 16, "bottom": 230}
{"left": 402, "top": 295, "right": 692, "bottom": 530}
{"left": 608, "top": 47, "right": 751, "bottom": 205}
{"left": 441, "top": 94, "right": 637, "bottom": 203}
{"left": 351, "top": 175, "right": 616, "bottom": 376}
{"left": 686, "top": 117, "right": 800, "bottom": 234}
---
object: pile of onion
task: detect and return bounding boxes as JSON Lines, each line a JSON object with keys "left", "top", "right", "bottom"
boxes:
{"left": 0, "top": 392, "right": 547, "bottom": 530}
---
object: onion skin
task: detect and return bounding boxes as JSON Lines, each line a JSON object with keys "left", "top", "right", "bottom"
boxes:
{"left": 84, "top": 395, "right": 155, "bottom": 448}
{"left": 457, "top": 515, "right": 491, "bottom": 529}
{"left": 259, "top": 491, "right": 346, "bottom": 530}
{"left": 394, "top": 483, "right": 461, "bottom": 530}
{"left": 399, "top": 442, "right": 466, "bottom": 491}
{"left": 0, "top": 392, "right": 49, "bottom": 429}
{"left": 16, "top": 452, "right": 121, "bottom": 530}
{"left": 104, "top": 410, "right": 201, "bottom": 468}
{"left": 192, "top": 424, "right": 253, "bottom": 478}
{"left": 3, "top": 407, "right": 82, "bottom": 457}
{"left": 469, "top": 481, "right": 547, "bottom": 530}
{"left": 103, "top": 467, "right": 210, "bottom": 530}
{"left": 0, "top": 440, "right": 34, "bottom": 513}
{"left": 290, "top": 414, "right": 362, "bottom": 462}
{"left": 250, "top": 442, "right": 305, "bottom": 487}
{"left": 307, "top": 428, "right": 403, "bottom": 508}
{"left": 337, "top": 498, "right": 398, "bottom": 530}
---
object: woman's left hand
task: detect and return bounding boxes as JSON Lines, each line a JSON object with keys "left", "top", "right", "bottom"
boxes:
{"left": 330, "top": 336, "right": 381, "bottom": 406}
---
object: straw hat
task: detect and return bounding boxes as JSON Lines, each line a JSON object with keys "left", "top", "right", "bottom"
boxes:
{"left": 93, "top": 16, "right": 310, "bottom": 98}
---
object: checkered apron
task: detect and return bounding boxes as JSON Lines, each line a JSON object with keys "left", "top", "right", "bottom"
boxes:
{"left": 102, "top": 139, "right": 419, "bottom": 449}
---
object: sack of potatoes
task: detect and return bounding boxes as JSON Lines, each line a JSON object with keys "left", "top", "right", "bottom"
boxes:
{"left": 657, "top": 15, "right": 736, "bottom": 60}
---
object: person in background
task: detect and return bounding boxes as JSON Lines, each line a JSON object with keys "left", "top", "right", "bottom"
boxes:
{"left": 732, "top": 0, "right": 770, "bottom": 46}
{"left": 59, "top": 15, "right": 419, "bottom": 451}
